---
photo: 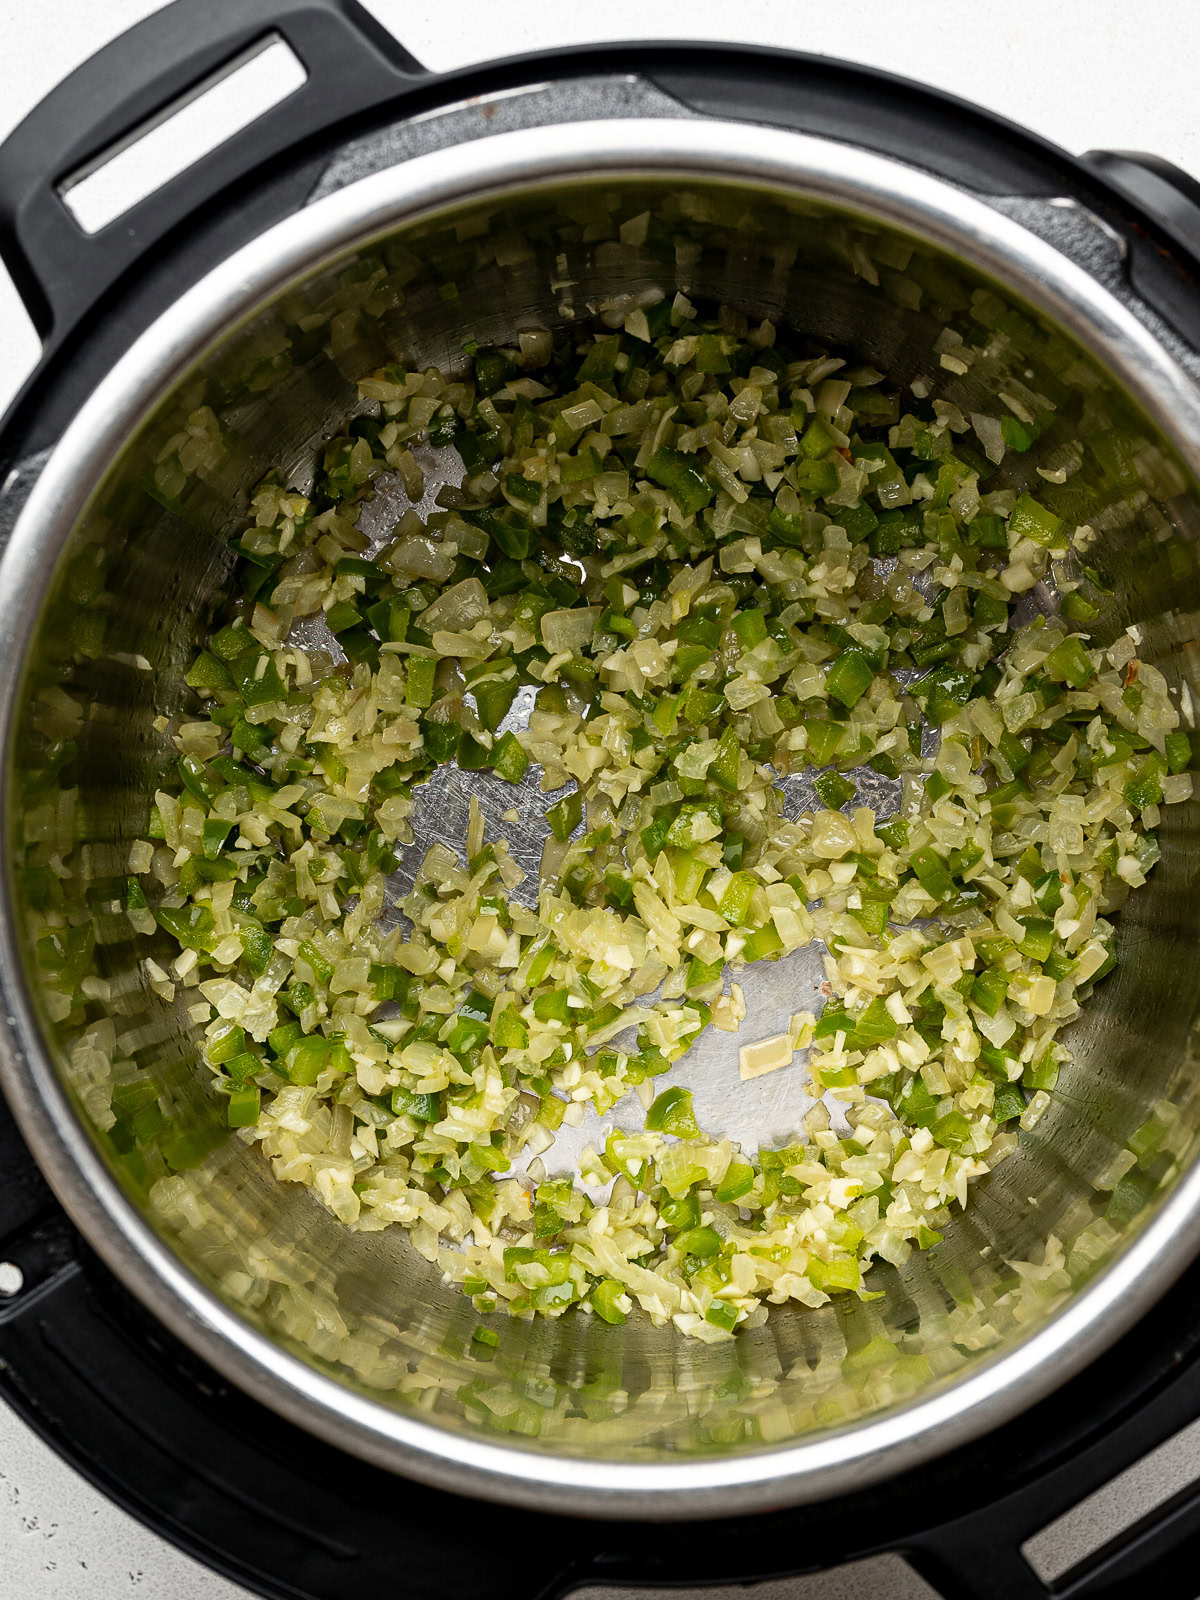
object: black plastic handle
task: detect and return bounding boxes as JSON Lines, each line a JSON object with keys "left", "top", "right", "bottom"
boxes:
{"left": 1086, "top": 149, "right": 1200, "bottom": 265}
{"left": 0, "top": 0, "right": 425, "bottom": 350}
{"left": 1084, "top": 148, "right": 1200, "bottom": 349}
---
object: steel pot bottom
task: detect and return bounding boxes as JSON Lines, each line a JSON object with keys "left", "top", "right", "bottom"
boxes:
{"left": 4, "top": 122, "right": 1200, "bottom": 1517}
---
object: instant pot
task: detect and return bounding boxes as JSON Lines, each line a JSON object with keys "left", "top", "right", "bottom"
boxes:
{"left": 4, "top": 1, "right": 1200, "bottom": 1594}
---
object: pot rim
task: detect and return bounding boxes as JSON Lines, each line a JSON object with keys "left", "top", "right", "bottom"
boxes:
{"left": 3, "top": 114, "right": 1200, "bottom": 1518}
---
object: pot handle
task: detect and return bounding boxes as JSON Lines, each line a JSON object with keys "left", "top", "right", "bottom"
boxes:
{"left": 1085, "top": 149, "right": 1200, "bottom": 265}
{"left": 0, "top": 0, "right": 425, "bottom": 349}
{"left": 1084, "top": 149, "right": 1200, "bottom": 348}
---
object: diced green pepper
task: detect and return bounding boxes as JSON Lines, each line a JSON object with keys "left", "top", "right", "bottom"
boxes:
{"left": 405, "top": 654, "right": 437, "bottom": 708}
{"left": 732, "top": 608, "right": 768, "bottom": 649}
{"left": 807, "top": 1256, "right": 861, "bottom": 1292}
{"left": 491, "top": 730, "right": 529, "bottom": 784}
{"left": 392, "top": 1087, "right": 441, "bottom": 1122}
{"left": 645, "top": 1086, "right": 700, "bottom": 1137}
{"left": 1008, "top": 493, "right": 1063, "bottom": 548}
{"left": 932, "top": 1110, "right": 972, "bottom": 1151}
{"left": 1016, "top": 917, "right": 1054, "bottom": 963}
{"left": 675, "top": 1224, "right": 720, "bottom": 1259}
{"left": 1165, "top": 731, "right": 1194, "bottom": 774}
{"left": 645, "top": 448, "right": 713, "bottom": 517}
{"left": 1043, "top": 635, "right": 1094, "bottom": 687}
{"left": 826, "top": 649, "right": 875, "bottom": 710}
{"left": 716, "top": 1160, "right": 755, "bottom": 1203}
{"left": 814, "top": 770, "right": 856, "bottom": 810}
{"left": 591, "top": 1279, "right": 628, "bottom": 1325}
{"left": 718, "top": 871, "right": 758, "bottom": 926}
{"left": 742, "top": 923, "right": 784, "bottom": 962}
{"left": 533, "top": 988, "right": 572, "bottom": 1023}
{"left": 910, "top": 848, "right": 954, "bottom": 902}
{"left": 546, "top": 789, "right": 583, "bottom": 841}
{"left": 971, "top": 969, "right": 1009, "bottom": 1016}
{"left": 226, "top": 1086, "right": 261, "bottom": 1127}
{"left": 705, "top": 1300, "right": 739, "bottom": 1332}
{"left": 1125, "top": 756, "right": 1165, "bottom": 810}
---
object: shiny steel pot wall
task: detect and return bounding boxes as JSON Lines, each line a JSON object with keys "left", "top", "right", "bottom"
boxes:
{"left": 3, "top": 121, "right": 1200, "bottom": 1517}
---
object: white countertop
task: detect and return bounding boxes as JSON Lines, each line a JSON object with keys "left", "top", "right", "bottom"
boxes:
{"left": 3, "top": 3, "right": 1200, "bottom": 1595}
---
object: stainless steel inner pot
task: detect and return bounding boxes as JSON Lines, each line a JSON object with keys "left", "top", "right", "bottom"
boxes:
{"left": 4, "top": 115, "right": 1200, "bottom": 1519}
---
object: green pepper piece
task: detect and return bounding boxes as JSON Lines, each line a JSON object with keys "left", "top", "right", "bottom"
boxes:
{"left": 675, "top": 614, "right": 722, "bottom": 648}
{"left": 285, "top": 1035, "right": 331, "bottom": 1085}
{"left": 267, "top": 1020, "right": 302, "bottom": 1057}
{"left": 931, "top": 1110, "right": 972, "bottom": 1152}
{"left": 493, "top": 1008, "right": 529, "bottom": 1049}
{"left": 546, "top": 789, "right": 583, "bottom": 842}
{"left": 490, "top": 731, "right": 529, "bottom": 784}
{"left": 854, "top": 996, "right": 898, "bottom": 1045}
{"left": 718, "top": 871, "right": 757, "bottom": 927}
{"left": 669, "top": 848, "right": 708, "bottom": 903}
{"left": 742, "top": 923, "right": 784, "bottom": 962}
{"left": 992, "top": 1083, "right": 1026, "bottom": 1122}
{"left": 1061, "top": 591, "right": 1100, "bottom": 623}
{"left": 1165, "top": 730, "right": 1194, "bottom": 774}
{"left": 1034, "top": 870, "right": 1065, "bottom": 913}
{"left": 229, "top": 649, "right": 286, "bottom": 707}
{"left": 405, "top": 655, "right": 437, "bottom": 709}
{"left": 238, "top": 925, "right": 273, "bottom": 976}
{"left": 793, "top": 458, "right": 840, "bottom": 495}
{"left": 1125, "top": 756, "right": 1165, "bottom": 810}
{"left": 716, "top": 1160, "right": 755, "bottom": 1203}
{"left": 226, "top": 1086, "right": 261, "bottom": 1127}
{"left": 645, "top": 448, "right": 713, "bottom": 517}
{"left": 709, "top": 726, "right": 741, "bottom": 792}
{"left": 971, "top": 969, "right": 1009, "bottom": 1016}
{"left": 675, "top": 1225, "right": 720, "bottom": 1259}
{"left": 577, "top": 336, "right": 620, "bottom": 383}
{"left": 1043, "top": 635, "right": 1095, "bottom": 687}
{"left": 803, "top": 719, "right": 846, "bottom": 765}
{"left": 533, "top": 988, "right": 572, "bottom": 1023}
{"left": 156, "top": 903, "right": 215, "bottom": 952}
{"left": 392, "top": 1087, "right": 441, "bottom": 1122}
{"left": 591, "top": 1279, "right": 628, "bottom": 1325}
{"left": 1016, "top": 916, "right": 1054, "bottom": 963}
{"left": 1024, "top": 1045, "right": 1061, "bottom": 1092}
{"left": 806, "top": 1256, "right": 860, "bottom": 1292}
{"left": 446, "top": 1011, "right": 491, "bottom": 1053}
{"left": 666, "top": 800, "right": 722, "bottom": 849}
{"left": 326, "top": 601, "right": 362, "bottom": 635}
{"left": 682, "top": 686, "right": 723, "bottom": 725}
{"left": 670, "top": 642, "right": 711, "bottom": 684}
{"left": 186, "top": 650, "right": 231, "bottom": 691}
{"left": 209, "top": 1025, "right": 247, "bottom": 1065}
{"left": 560, "top": 448, "right": 603, "bottom": 484}
{"left": 826, "top": 649, "right": 875, "bottom": 710}
{"left": 852, "top": 898, "right": 890, "bottom": 937}
{"left": 224, "top": 1052, "right": 261, "bottom": 1086}
{"left": 369, "top": 964, "right": 411, "bottom": 1003}
{"left": 814, "top": 770, "right": 856, "bottom": 810}
{"left": 704, "top": 1300, "right": 739, "bottom": 1332}
{"left": 645, "top": 1086, "right": 700, "bottom": 1137}
{"left": 968, "top": 513, "right": 1007, "bottom": 550}
{"left": 506, "top": 471, "right": 544, "bottom": 504}
{"left": 1008, "top": 493, "right": 1063, "bottom": 548}
{"left": 732, "top": 608, "right": 768, "bottom": 649}
{"left": 910, "top": 847, "right": 954, "bottom": 902}
{"left": 473, "top": 676, "right": 519, "bottom": 732}
{"left": 798, "top": 417, "right": 837, "bottom": 459}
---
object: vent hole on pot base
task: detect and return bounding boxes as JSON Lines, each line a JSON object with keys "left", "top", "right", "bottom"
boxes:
{"left": 1022, "top": 1414, "right": 1200, "bottom": 1584}
{"left": 58, "top": 35, "right": 307, "bottom": 235}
